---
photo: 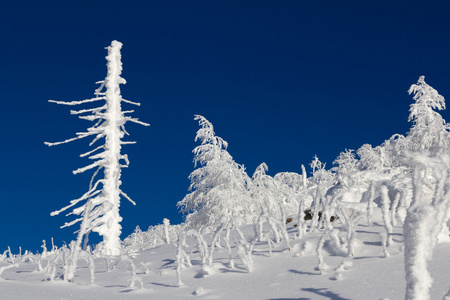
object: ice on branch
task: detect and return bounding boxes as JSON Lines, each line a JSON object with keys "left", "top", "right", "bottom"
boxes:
{"left": 45, "top": 40, "right": 149, "bottom": 268}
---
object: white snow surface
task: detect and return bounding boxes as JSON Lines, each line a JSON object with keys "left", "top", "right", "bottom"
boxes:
{"left": 1, "top": 209, "right": 450, "bottom": 300}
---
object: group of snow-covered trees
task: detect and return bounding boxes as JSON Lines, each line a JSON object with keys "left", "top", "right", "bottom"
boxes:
{"left": 178, "top": 76, "right": 450, "bottom": 300}
{"left": 177, "top": 115, "right": 306, "bottom": 232}
{"left": 179, "top": 76, "right": 450, "bottom": 233}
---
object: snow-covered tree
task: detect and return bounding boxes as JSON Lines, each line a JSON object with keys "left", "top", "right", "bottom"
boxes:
{"left": 274, "top": 171, "right": 304, "bottom": 215}
{"left": 332, "top": 149, "right": 359, "bottom": 186}
{"left": 333, "top": 149, "right": 357, "bottom": 175}
{"left": 252, "top": 163, "right": 280, "bottom": 218}
{"left": 406, "top": 76, "right": 450, "bottom": 154}
{"left": 357, "top": 144, "right": 385, "bottom": 171}
{"left": 177, "top": 115, "right": 254, "bottom": 231}
{"left": 45, "top": 40, "right": 149, "bottom": 259}
{"left": 273, "top": 171, "right": 304, "bottom": 195}
{"left": 381, "top": 134, "right": 407, "bottom": 167}
{"left": 310, "top": 155, "right": 334, "bottom": 185}
{"left": 396, "top": 77, "right": 450, "bottom": 299}
{"left": 401, "top": 151, "right": 450, "bottom": 300}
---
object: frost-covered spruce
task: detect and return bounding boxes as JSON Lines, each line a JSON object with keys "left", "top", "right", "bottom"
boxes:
{"left": 399, "top": 77, "right": 450, "bottom": 299}
{"left": 177, "top": 115, "right": 254, "bottom": 231}
{"left": 45, "top": 41, "right": 149, "bottom": 258}
{"left": 406, "top": 76, "right": 450, "bottom": 154}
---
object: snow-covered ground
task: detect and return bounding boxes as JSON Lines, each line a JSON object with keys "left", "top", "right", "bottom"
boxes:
{"left": 1, "top": 208, "right": 449, "bottom": 300}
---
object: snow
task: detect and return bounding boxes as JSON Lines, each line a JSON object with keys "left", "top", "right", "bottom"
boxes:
{"left": 1, "top": 209, "right": 450, "bottom": 299}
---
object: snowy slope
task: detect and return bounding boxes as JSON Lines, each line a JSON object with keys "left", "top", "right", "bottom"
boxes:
{"left": 1, "top": 208, "right": 450, "bottom": 300}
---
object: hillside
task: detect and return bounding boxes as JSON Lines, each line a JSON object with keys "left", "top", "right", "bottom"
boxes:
{"left": 1, "top": 208, "right": 450, "bottom": 300}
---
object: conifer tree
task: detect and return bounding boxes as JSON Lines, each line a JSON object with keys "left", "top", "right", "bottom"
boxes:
{"left": 177, "top": 115, "right": 254, "bottom": 230}
{"left": 401, "top": 76, "right": 450, "bottom": 299}
{"left": 406, "top": 76, "right": 450, "bottom": 154}
{"left": 45, "top": 41, "right": 149, "bottom": 258}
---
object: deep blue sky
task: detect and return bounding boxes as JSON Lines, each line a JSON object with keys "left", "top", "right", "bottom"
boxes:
{"left": 1, "top": 0, "right": 449, "bottom": 252}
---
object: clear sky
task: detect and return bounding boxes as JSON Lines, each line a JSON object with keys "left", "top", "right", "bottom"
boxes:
{"left": 1, "top": 0, "right": 449, "bottom": 252}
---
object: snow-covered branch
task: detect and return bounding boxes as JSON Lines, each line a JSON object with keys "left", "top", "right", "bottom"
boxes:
{"left": 48, "top": 97, "right": 105, "bottom": 106}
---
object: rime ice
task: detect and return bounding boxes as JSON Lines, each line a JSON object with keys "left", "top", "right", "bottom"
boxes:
{"left": 45, "top": 41, "right": 149, "bottom": 261}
